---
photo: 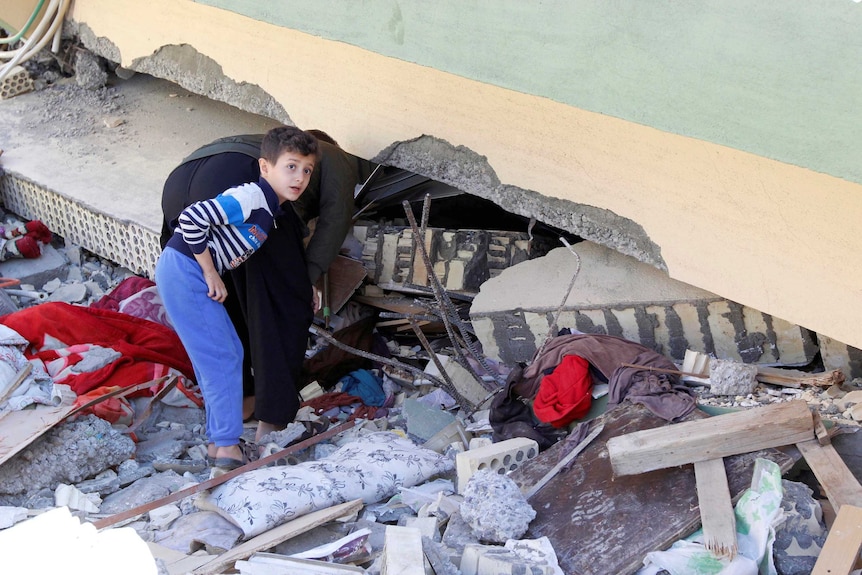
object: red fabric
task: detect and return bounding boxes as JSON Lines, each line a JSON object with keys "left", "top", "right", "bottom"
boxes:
{"left": 73, "top": 386, "right": 135, "bottom": 425}
{"left": 301, "top": 391, "right": 382, "bottom": 422}
{"left": 532, "top": 354, "right": 593, "bottom": 428}
{"left": 91, "top": 276, "right": 156, "bottom": 312}
{"left": 25, "top": 220, "right": 52, "bottom": 244}
{"left": 0, "top": 302, "right": 194, "bottom": 395}
{"left": 15, "top": 236, "right": 40, "bottom": 259}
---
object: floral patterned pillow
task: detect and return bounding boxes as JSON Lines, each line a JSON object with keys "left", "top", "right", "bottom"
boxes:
{"left": 204, "top": 431, "right": 453, "bottom": 538}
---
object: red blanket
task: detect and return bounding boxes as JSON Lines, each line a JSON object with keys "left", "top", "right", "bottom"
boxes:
{"left": 0, "top": 302, "right": 194, "bottom": 396}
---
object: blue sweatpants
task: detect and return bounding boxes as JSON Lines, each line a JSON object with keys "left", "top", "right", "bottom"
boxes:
{"left": 154, "top": 247, "right": 243, "bottom": 447}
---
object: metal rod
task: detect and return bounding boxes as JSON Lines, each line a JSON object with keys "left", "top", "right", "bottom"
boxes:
{"left": 308, "top": 323, "right": 448, "bottom": 389}
{"left": 409, "top": 317, "right": 474, "bottom": 410}
{"left": 402, "top": 198, "right": 504, "bottom": 389}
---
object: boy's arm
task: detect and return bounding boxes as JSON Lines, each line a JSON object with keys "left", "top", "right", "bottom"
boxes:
{"left": 194, "top": 248, "right": 228, "bottom": 303}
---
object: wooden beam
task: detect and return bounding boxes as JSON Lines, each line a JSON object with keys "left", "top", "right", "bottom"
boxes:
{"left": 607, "top": 400, "right": 814, "bottom": 476}
{"left": 796, "top": 439, "right": 862, "bottom": 511}
{"left": 811, "top": 505, "right": 862, "bottom": 575}
{"left": 694, "top": 458, "right": 737, "bottom": 560}
{"left": 192, "top": 499, "right": 363, "bottom": 575}
{"left": 147, "top": 543, "right": 213, "bottom": 575}
{"left": 756, "top": 366, "right": 844, "bottom": 389}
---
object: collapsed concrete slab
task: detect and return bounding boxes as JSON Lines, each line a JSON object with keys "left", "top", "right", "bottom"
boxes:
{"left": 470, "top": 242, "right": 819, "bottom": 367}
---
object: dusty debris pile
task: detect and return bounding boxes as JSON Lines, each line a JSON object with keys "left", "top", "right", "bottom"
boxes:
{"left": 0, "top": 211, "right": 860, "bottom": 575}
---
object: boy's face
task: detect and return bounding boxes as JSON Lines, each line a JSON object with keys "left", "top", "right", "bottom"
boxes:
{"left": 259, "top": 151, "right": 315, "bottom": 203}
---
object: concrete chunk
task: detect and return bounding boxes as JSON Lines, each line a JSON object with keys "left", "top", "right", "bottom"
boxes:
{"left": 0, "top": 243, "right": 68, "bottom": 289}
{"left": 460, "top": 470, "right": 536, "bottom": 543}
{"left": 0, "top": 415, "right": 134, "bottom": 497}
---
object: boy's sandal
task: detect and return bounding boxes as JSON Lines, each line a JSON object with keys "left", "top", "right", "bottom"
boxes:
{"left": 209, "top": 440, "right": 257, "bottom": 471}
{"left": 212, "top": 455, "right": 248, "bottom": 472}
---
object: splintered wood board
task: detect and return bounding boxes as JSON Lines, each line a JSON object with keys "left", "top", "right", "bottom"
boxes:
{"left": 507, "top": 404, "right": 795, "bottom": 575}
{"left": 797, "top": 439, "right": 862, "bottom": 511}
{"left": 0, "top": 404, "right": 76, "bottom": 466}
{"left": 811, "top": 504, "right": 862, "bottom": 575}
{"left": 694, "top": 458, "right": 737, "bottom": 559}
{"left": 607, "top": 399, "right": 813, "bottom": 476}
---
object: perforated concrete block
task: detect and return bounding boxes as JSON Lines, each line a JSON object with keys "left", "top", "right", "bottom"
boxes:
{"left": 456, "top": 437, "right": 539, "bottom": 494}
{"left": 0, "top": 175, "right": 161, "bottom": 277}
{"left": 0, "top": 66, "right": 34, "bottom": 100}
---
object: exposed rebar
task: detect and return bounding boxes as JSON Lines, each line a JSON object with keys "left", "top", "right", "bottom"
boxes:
{"left": 403, "top": 197, "right": 505, "bottom": 388}
{"left": 308, "top": 323, "right": 447, "bottom": 388}
{"left": 409, "top": 317, "right": 475, "bottom": 410}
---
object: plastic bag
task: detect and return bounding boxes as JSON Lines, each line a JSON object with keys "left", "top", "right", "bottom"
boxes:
{"left": 638, "top": 458, "right": 786, "bottom": 575}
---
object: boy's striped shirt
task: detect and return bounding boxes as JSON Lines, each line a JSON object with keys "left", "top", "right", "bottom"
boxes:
{"left": 166, "top": 179, "right": 280, "bottom": 275}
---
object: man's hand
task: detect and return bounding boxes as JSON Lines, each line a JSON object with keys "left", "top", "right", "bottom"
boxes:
{"left": 312, "top": 286, "right": 322, "bottom": 313}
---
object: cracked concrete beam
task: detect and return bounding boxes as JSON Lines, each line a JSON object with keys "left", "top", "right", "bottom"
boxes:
{"left": 375, "top": 135, "right": 666, "bottom": 270}
{"left": 73, "top": 24, "right": 291, "bottom": 124}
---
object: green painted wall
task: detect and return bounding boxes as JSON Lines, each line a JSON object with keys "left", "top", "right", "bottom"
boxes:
{"left": 196, "top": 1, "right": 862, "bottom": 186}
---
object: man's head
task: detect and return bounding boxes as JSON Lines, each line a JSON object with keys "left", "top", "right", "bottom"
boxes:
{"left": 306, "top": 129, "right": 339, "bottom": 147}
{"left": 259, "top": 126, "right": 319, "bottom": 203}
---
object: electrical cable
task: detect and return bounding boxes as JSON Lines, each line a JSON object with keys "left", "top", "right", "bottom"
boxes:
{"left": 0, "top": 0, "right": 59, "bottom": 60}
{"left": 0, "top": 0, "right": 47, "bottom": 44}
{"left": 0, "top": 0, "right": 70, "bottom": 85}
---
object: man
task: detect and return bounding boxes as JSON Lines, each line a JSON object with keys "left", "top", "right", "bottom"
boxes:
{"left": 161, "top": 130, "right": 375, "bottom": 442}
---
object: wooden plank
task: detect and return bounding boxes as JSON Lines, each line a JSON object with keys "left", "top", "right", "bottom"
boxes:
{"left": 192, "top": 499, "right": 363, "bottom": 575}
{"left": 508, "top": 403, "right": 796, "bottom": 575}
{"left": 812, "top": 411, "right": 832, "bottom": 446}
{"left": 236, "top": 554, "right": 365, "bottom": 573}
{"left": 694, "top": 458, "right": 737, "bottom": 559}
{"left": 811, "top": 505, "right": 862, "bottom": 575}
{"left": 756, "top": 366, "right": 844, "bottom": 388}
{"left": 0, "top": 363, "right": 33, "bottom": 404}
{"left": 352, "top": 295, "right": 430, "bottom": 316}
{"left": 607, "top": 400, "right": 813, "bottom": 476}
{"left": 797, "top": 439, "right": 862, "bottom": 511}
{"left": 146, "top": 543, "right": 213, "bottom": 575}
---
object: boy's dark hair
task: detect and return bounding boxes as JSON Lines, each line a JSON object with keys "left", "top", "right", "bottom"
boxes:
{"left": 260, "top": 126, "right": 320, "bottom": 164}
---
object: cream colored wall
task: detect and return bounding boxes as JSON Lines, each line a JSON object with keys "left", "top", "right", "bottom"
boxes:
{"left": 68, "top": 0, "right": 862, "bottom": 350}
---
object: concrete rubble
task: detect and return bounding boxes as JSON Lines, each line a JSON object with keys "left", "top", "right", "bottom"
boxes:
{"left": 0, "top": 217, "right": 857, "bottom": 574}
{"left": 2, "top": 66, "right": 862, "bottom": 575}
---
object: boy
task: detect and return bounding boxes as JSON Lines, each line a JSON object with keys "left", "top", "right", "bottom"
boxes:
{"left": 155, "top": 126, "right": 319, "bottom": 470}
